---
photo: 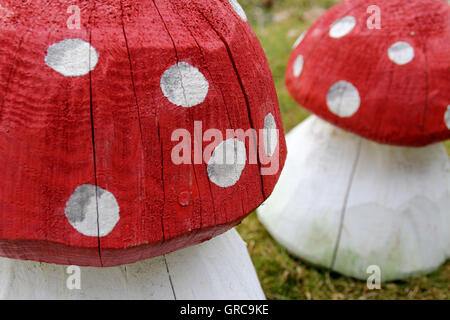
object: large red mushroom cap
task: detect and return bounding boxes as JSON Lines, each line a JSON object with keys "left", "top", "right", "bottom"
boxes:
{"left": 0, "top": 0, "right": 286, "bottom": 266}
{"left": 286, "top": 0, "right": 450, "bottom": 146}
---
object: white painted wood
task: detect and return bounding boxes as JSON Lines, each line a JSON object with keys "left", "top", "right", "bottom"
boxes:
{"left": 0, "top": 254, "right": 174, "bottom": 300}
{"left": 166, "top": 229, "right": 265, "bottom": 300}
{"left": 258, "top": 116, "right": 361, "bottom": 267}
{"left": 334, "top": 135, "right": 450, "bottom": 280}
{"left": 0, "top": 229, "right": 265, "bottom": 300}
{"left": 258, "top": 115, "right": 450, "bottom": 281}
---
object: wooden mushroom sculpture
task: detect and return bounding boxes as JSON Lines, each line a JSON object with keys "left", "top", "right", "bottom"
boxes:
{"left": 0, "top": 0, "right": 286, "bottom": 298}
{"left": 258, "top": 0, "right": 450, "bottom": 281}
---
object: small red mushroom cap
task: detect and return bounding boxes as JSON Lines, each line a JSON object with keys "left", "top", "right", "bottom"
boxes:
{"left": 286, "top": 0, "right": 450, "bottom": 146}
{"left": 0, "top": 0, "right": 286, "bottom": 266}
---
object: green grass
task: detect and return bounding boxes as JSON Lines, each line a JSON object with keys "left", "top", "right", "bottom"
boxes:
{"left": 236, "top": 0, "right": 450, "bottom": 300}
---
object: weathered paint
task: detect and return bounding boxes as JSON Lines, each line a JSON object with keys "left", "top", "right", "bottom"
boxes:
{"left": 0, "top": 0, "right": 286, "bottom": 266}
{"left": 285, "top": 0, "right": 450, "bottom": 146}
{"left": 0, "top": 229, "right": 265, "bottom": 300}
{"left": 258, "top": 116, "right": 450, "bottom": 281}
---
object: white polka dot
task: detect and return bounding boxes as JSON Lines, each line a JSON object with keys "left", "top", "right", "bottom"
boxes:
{"left": 207, "top": 138, "right": 247, "bottom": 188}
{"left": 65, "top": 184, "right": 120, "bottom": 237}
{"left": 263, "top": 113, "right": 278, "bottom": 157}
{"left": 293, "top": 55, "right": 304, "bottom": 78}
{"left": 292, "top": 31, "right": 306, "bottom": 48}
{"left": 329, "top": 16, "right": 356, "bottom": 38}
{"left": 228, "top": 0, "right": 248, "bottom": 22}
{"left": 326, "top": 81, "right": 360, "bottom": 117}
{"left": 45, "top": 39, "right": 98, "bottom": 77}
{"left": 445, "top": 105, "right": 450, "bottom": 130}
{"left": 160, "top": 62, "right": 209, "bottom": 108}
{"left": 388, "top": 41, "right": 415, "bottom": 65}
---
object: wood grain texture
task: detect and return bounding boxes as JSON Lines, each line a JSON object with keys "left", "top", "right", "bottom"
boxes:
{"left": 0, "top": 229, "right": 265, "bottom": 300}
{"left": 0, "top": 0, "right": 286, "bottom": 266}
{"left": 286, "top": 0, "right": 450, "bottom": 146}
{"left": 258, "top": 116, "right": 361, "bottom": 268}
{"left": 258, "top": 116, "right": 450, "bottom": 281}
{"left": 0, "top": 0, "right": 100, "bottom": 266}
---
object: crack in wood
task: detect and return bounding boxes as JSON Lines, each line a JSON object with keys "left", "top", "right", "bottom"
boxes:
{"left": 330, "top": 139, "right": 362, "bottom": 269}
{"left": 87, "top": 0, "right": 103, "bottom": 266}
{"left": 193, "top": 5, "right": 266, "bottom": 200}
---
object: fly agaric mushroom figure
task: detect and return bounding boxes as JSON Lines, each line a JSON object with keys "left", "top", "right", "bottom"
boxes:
{"left": 258, "top": 0, "right": 450, "bottom": 281}
{"left": 0, "top": 0, "right": 285, "bottom": 298}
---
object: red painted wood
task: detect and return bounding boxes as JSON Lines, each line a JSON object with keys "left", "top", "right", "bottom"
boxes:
{"left": 0, "top": 0, "right": 286, "bottom": 266}
{"left": 286, "top": 0, "right": 450, "bottom": 146}
{"left": 191, "top": 0, "right": 287, "bottom": 208}
{"left": 0, "top": 0, "right": 101, "bottom": 266}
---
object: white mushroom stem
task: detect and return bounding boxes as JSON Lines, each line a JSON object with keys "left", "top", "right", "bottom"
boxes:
{"left": 258, "top": 116, "right": 450, "bottom": 281}
{"left": 0, "top": 229, "right": 264, "bottom": 300}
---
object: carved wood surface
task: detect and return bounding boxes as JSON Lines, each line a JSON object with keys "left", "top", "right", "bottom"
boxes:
{"left": 258, "top": 116, "right": 450, "bottom": 281}
{"left": 0, "top": 0, "right": 286, "bottom": 266}
{"left": 0, "top": 229, "right": 265, "bottom": 300}
{"left": 286, "top": 0, "right": 450, "bottom": 146}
